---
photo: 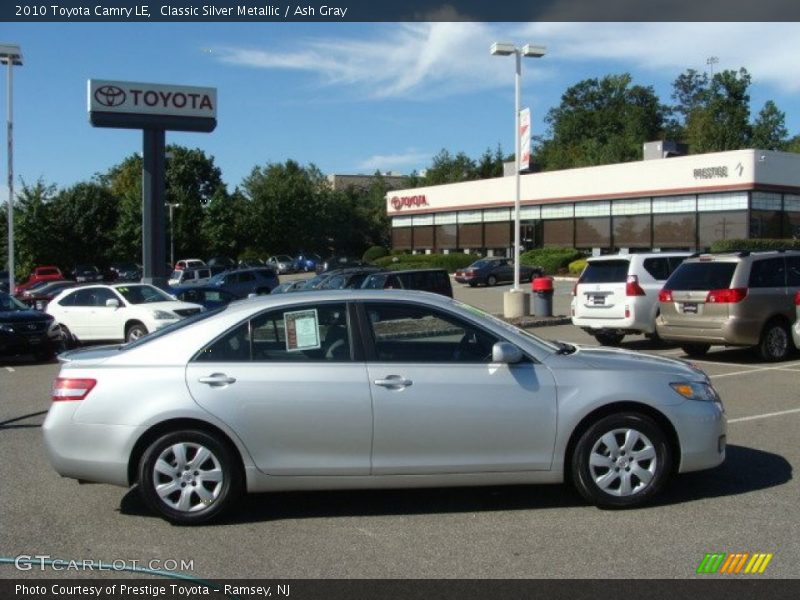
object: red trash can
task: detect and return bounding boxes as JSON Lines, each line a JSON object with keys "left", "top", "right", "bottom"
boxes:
{"left": 531, "top": 276, "right": 554, "bottom": 317}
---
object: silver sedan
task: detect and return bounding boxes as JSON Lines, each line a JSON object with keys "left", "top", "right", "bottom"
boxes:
{"left": 43, "top": 290, "right": 726, "bottom": 524}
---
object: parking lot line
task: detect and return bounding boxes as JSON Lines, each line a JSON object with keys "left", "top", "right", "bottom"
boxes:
{"left": 709, "top": 365, "right": 800, "bottom": 379}
{"left": 4, "top": 367, "right": 14, "bottom": 373}
{"left": 728, "top": 407, "right": 800, "bottom": 424}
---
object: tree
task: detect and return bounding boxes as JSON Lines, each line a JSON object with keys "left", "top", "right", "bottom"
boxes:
{"left": 751, "top": 100, "right": 788, "bottom": 150}
{"left": 13, "top": 179, "right": 59, "bottom": 279}
{"left": 422, "top": 149, "right": 478, "bottom": 185}
{"left": 202, "top": 187, "right": 248, "bottom": 259}
{"left": 99, "top": 153, "right": 142, "bottom": 261}
{"left": 475, "top": 145, "right": 506, "bottom": 179}
{"left": 785, "top": 134, "right": 800, "bottom": 154}
{"left": 683, "top": 68, "right": 752, "bottom": 153}
{"left": 669, "top": 68, "right": 709, "bottom": 133}
{"left": 537, "top": 73, "right": 666, "bottom": 169}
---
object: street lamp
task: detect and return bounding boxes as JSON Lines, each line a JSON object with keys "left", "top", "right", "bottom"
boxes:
{"left": 491, "top": 42, "right": 545, "bottom": 315}
{"left": 166, "top": 202, "right": 180, "bottom": 267}
{"left": 0, "top": 43, "right": 22, "bottom": 294}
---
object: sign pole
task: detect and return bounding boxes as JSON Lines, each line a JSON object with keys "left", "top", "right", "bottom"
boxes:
{"left": 141, "top": 128, "right": 166, "bottom": 288}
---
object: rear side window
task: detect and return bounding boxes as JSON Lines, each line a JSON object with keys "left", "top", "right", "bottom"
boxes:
{"left": 580, "top": 260, "right": 629, "bottom": 284}
{"left": 665, "top": 262, "right": 737, "bottom": 291}
{"left": 786, "top": 256, "right": 800, "bottom": 287}
{"left": 748, "top": 258, "right": 786, "bottom": 288}
{"left": 642, "top": 257, "right": 671, "bottom": 281}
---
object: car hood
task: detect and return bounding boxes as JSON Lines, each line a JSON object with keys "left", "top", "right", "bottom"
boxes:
{"left": 0, "top": 309, "right": 53, "bottom": 323}
{"left": 128, "top": 301, "right": 201, "bottom": 312}
{"left": 562, "top": 344, "right": 707, "bottom": 380}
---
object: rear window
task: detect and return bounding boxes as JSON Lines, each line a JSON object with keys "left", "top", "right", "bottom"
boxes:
{"left": 580, "top": 260, "right": 630, "bottom": 284}
{"left": 664, "top": 262, "right": 737, "bottom": 291}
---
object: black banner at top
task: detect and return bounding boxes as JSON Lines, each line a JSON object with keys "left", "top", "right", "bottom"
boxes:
{"left": 3, "top": 0, "right": 800, "bottom": 22}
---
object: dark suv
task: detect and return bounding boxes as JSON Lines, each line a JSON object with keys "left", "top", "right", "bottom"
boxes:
{"left": 361, "top": 269, "right": 453, "bottom": 298}
{"left": 207, "top": 267, "right": 279, "bottom": 297}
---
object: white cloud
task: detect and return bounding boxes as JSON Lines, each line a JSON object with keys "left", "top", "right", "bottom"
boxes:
{"left": 214, "top": 22, "right": 800, "bottom": 99}
{"left": 356, "top": 151, "right": 431, "bottom": 172}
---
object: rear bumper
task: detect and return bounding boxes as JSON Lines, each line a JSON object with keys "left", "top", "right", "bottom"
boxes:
{"left": 656, "top": 315, "right": 761, "bottom": 346}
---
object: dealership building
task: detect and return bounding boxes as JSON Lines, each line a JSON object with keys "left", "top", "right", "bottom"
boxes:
{"left": 385, "top": 148, "right": 800, "bottom": 256}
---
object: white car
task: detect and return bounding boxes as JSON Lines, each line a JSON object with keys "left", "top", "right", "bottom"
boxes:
{"left": 571, "top": 252, "right": 691, "bottom": 345}
{"left": 168, "top": 267, "right": 212, "bottom": 288}
{"left": 793, "top": 291, "right": 800, "bottom": 350}
{"left": 175, "top": 258, "right": 206, "bottom": 271}
{"left": 47, "top": 284, "right": 203, "bottom": 343}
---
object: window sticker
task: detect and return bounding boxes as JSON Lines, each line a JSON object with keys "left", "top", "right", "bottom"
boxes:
{"left": 284, "top": 309, "right": 321, "bottom": 352}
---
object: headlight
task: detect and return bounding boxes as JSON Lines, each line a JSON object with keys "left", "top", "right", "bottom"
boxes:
{"left": 670, "top": 381, "right": 720, "bottom": 402}
{"left": 0, "top": 323, "right": 14, "bottom": 334}
{"left": 152, "top": 310, "right": 177, "bottom": 320}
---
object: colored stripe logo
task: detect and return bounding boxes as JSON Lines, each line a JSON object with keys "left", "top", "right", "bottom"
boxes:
{"left": 697, "top": 553, "right": 773, "bottom": 574}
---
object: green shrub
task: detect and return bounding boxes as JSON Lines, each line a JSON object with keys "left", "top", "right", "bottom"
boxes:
{"left": 520, "top": 248, "right": 585, "bottom": 275}
{"left": 362, "top": 245, "right": 389, "bottom": 263}
{"left": 709, "top": 238, "right": 800, "bottom": 252}
{"left": 373, "top": 252, "right": 481, "bottom": 273}
{"left": 568, "top": 258, "right": 588, "bottom": 275}
{"left": 238, "top": 247, "right": 263, "bottom": 261}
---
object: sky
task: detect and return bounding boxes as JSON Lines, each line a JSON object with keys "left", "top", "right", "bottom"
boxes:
{"left": 2, "top": 21, "right": 800, "bottom": 203}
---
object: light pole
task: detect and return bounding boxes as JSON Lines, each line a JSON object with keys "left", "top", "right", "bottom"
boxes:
{"left": 491, "top": 42, "right": 545, "bottom": 315}
{"left": 166, "top": 202, "right": 180, "bottom": 267}
{"left": 706, "top": 56, "right": 719, "bottom": 77}
{"left": 0, "top": 43, "right": 22, "bottom": 294}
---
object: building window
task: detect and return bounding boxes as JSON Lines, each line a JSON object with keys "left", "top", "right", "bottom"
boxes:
{"left": 392, "top": 227, "right": 412, "bottom": 250}
{"left": 434, "top": 224, "right": 458, "bottom": 250}
{"left": 542, "top": 203, "right": 574, "bottom": 219}
{"left": 613, "top": 215, "right": 651, "bottom": 248}
{"left": 574, "top": 201, "right": 611, "bottom": 218}
{"left": 575, "top": 217, "right": 611, "bottom": 248}
{"left": 392, "top": 216, "right": 413, "bottom": 228}
{"left": 698, "top": 191, "right": 748, "bottom": 212}
{"left": 653, "top": 213, "right": 696, "bottom": 248}
{"left": 652, "top": 195, "right": 696, "bottom": 214}
{"left": 543, "top": 219, "right": 574, "bottom": 247}
{"left": 458, "top": 223, "right": 483, "bottom": 248}
{"left": 457, "top": 210, "right": 482, "bottom": 224}
{"left": 612, "top": 198, "right": 651, "bottom": 216}
{"left": 433, "top": 212, "right": 457, "bottom": 225}
{"left": 750, "top": 210, "right": 782, "bottom": 239}
{"left": 484, "top": 208, "right": 511, "bottom": 223}
{"left": 520, "top": 205, "right": 541, "bottom": 219}
{"left": 698, "top": 211, "right": 747, "bottom": 248}
{"left": 751, "top": 191, "right": 782, "bottom": 211}
{"left": 484, "top": 222, "right": 511, "bottom": 248}
{"left": 414, "top": 226, "right": 434, "bottom": 249}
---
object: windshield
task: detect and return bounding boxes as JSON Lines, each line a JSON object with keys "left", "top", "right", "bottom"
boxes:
{"left": 123, "top": 306, "right": 226, "bottom": 350}
{"left": 0, "top": 292, "right": 28, "bottom": 311}
{"left": 115, "top": 284, "right": 173, "bottom": 304}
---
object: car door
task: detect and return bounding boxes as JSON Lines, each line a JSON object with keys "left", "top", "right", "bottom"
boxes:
{"left": 361, "top": 301, "right": 558, "bottom": 474}
{"left": 185, "top": 301, "right": 373, "bottom": 475}
{"left": 52, "top": 288, "right": 97, "bottom": 340}
{"left": 87, "top": 287, "right": 128, "bottom": 340}
{"left": 496, "top": 259, "right": 514, "bottom": 283}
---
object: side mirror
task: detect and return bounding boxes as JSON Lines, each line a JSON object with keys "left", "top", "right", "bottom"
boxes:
{"left": 492, "top": 341, "right": 523, "bottom": 364}
{"left": 105, "top": 298, "right": 120, "bottom": 309}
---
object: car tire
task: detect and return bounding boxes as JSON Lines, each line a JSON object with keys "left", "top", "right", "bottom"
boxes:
{"left": 594, "top": 332, "right": 624, "bottom": 346}
{"left": 757, "top": 319, "right": 791, "bottom": 362}
{"left": 468, "top": 282, "right": 477, "bottom": 288}
{"left": 125, "top": 322, "right": 148, "bottom": 343}
{"left": 487, "top": 275, "right": 498, "bottom": 287}
{"left": 681, "top": 343, "right": 710, "bottom": 357}
{"left": 60, "top": 325, "right": 78, "bottom": 349}
{"left": 138, "top": 429, "right": 241, "bottom": 525}
{"left": 571, "top": 413, "right": 672, "bottom": 508}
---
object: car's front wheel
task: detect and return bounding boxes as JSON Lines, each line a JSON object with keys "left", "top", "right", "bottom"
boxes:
{"left": 681, "top": 343, "right": 710, "bottom": 357}
{"left": 125, "top": 322, "right": 148, "bottom": 342}
{"left": 594, "top": 332, "right": 624, "bottom": 346}
{"left": 571, "top": 413, "right": 671, "bottom": 508}
{"left": 486, "top": 275, "right": 498, "bottom": 286}
{"left": 138, "top": 430, "right": 241, "bottom": 525}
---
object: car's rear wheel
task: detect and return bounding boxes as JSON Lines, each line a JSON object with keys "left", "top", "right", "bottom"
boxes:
{"left": 125, "top": 322, "right": 148, "bottom": 342}
{"left": 681, "top": 343, "right": 710, "bottom": 357}
{"left": 60, "top": 324, "right": 78, "bottom": 349}
{"left": 757, "top": 319, "right": 791, "bottom": 362}
{"left": 571, "top": 413, "right": 671, "bottom": 508}
{"left": 594, "top": 332, "right": 624, "bottom": 346}
{"left": 138, "top": 430, "right": 241, "bottom": 525}
{"left": 487, "top": 275, "right": 498, "bottom": 286}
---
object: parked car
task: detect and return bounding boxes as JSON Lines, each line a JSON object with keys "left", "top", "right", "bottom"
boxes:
{"left": 107, "top": 262, "right": 141, "bottom": 282}
{"left": 571, "top": 252, "right": 691, "bottom": 345}
{"left": 171, "top": 286, "right": 242, "bottom": 310}
{"left": 168, "top": 266, "right": 213, "bottom": 288}
{"left": 71, "top": 264, "right": 104, "bottom": 283}
{"left": 317, "top": 267, "right": 387, "bottom": 290}
{"left": 14, "top": 265, "right": 65, "bottom": 295}
{"left": 317, "top": 256, "right": 366, "bottom": 274}
{"left": 656, "top": 250, "right": 800, "bottom": 361}
{"left": 270, "top": 281, "right": 308, "bottom": 294}
{"left": 1, "top": 291, "right": 62, "bottom": 361}
{"left": 793, "top": 291, "right": 800, "bottom": 351}
{"left": 455, "top": 258, "right": 543, "bottom": 287}
{"left": 206, "top": 267, "right": 280, "bottom": 297}
{"left": 266, "top": 255, "right": 296, "bottom": 274}
{"left": 207, "top": 256, "right": 236, "bottom": 269}
{"left": 361, "top": 268, "right": 453, "bottom": 298}
{"left": 293, "top": 252, "right": 322, "bottom": 273}
{"left": 43, "top": 289, "right": 726, "bottom": 524}
{"left": 47, "top": 283, "right": 203, "bottom": 344}
{"left": 174, "top": 259, "right": 206, "bottom": 271}
{"left": 20, "top": 280, "right": 77, "bottom": 311}
{"left": 238, "top": 258, "right": 265, "bottom": 269}
{"left": 0, "top": 270, "right": 9, "bottom": 294}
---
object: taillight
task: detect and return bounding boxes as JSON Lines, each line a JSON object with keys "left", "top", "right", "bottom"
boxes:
{"left": 658, "top": 289, "right": 673, "bottom": 302}
{"left": 52, "top": 378, "right": 96, "bottom": 402}
{"left": 625, "top": 275, "right": 646, "bottom": 297}
{"left": 706, "top": 288, "right": 748, "bottom": 303}
{"left": 795, "top": 291, "right": 800, "bottom": 306}
{"left": 572, "top": 281, "right": 579, "bottom": 296}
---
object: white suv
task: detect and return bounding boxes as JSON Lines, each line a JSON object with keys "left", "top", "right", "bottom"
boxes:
{"left": 571, "top": 252, "right": 690, "bottom": 345}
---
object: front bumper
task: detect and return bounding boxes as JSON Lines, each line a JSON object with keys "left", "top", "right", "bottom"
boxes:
{"left": 669, "top": 399, "right": 727, "bottom": 473}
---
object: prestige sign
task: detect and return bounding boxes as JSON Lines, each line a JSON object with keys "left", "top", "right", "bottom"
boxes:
{"left": 88, "top": 79, "right": 217, "bottom": 132}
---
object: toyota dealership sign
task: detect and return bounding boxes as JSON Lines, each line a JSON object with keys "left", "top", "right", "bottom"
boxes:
{"left": 88, "top": 79, "right": 217, "bottom": 132}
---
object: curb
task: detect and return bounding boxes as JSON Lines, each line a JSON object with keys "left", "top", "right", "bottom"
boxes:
{"left": 496, "top": 315, "right": 572, "bottom": 329}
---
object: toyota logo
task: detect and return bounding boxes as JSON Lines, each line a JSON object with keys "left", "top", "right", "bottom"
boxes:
{"left": 391, "top": 197, "right": 402, "bottom": 210}
{"left": 94, "top": 85, "right": 126, "bottom": 107}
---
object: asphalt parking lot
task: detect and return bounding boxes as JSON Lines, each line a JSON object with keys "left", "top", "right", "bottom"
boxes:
{"left": 1, "top": 277, "right": 798, "bottom": 580}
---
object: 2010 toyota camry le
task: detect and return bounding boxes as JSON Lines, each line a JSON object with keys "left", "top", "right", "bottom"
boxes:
{"left": 43, "top": 290, "right": 726, "bottom": 524}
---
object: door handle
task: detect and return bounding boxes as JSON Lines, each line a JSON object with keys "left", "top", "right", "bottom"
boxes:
{"left": 198, "top": 373, "right": 237, "bottom": 386}
{"left": 373, "top": 375, "right": 413, "bottom": 389}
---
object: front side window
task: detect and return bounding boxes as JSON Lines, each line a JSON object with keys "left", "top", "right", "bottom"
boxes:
{"left": 642, "top": 257, "right": 670, "bottom": 281}
{"left": 364, "top": 302, "right": 499, "bottom": 363}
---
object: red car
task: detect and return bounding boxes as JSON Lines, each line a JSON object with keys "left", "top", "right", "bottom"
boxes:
{"left": 14, "top": 265, "right": 65, "bottom": 296}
